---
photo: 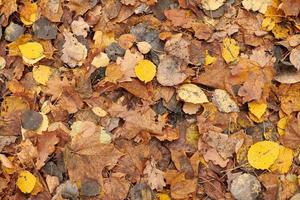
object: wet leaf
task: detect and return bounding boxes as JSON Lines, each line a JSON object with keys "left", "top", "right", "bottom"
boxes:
{"left": 21, "top": 110, "right": 43, "bottom": 131}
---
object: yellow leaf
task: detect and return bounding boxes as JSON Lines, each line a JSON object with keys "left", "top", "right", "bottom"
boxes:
{"left": 186, "top": 124, "right": 200, "bottom": 148}
{"left": 135, "top": 59, "right": 156, "bottom": 83}
{"left": 35, "top": 112, "right": 49, "bottom": 134}
{"left": 93, "top": 31, "right": 115, "bottom": 51}
{"left": 277, "top": 117, "right": 288, "bottom": 136}
{"left": 91, "top": 52, "right": 110, "bottom": 68}
{"left": 204, "top": 50, "right": 217, "bottom": 66}
{"left": 248, "top": 101, "right": 267, "bottom": 119}
{"left": 247, "top": 141, "right": 280, "bottom": 169}
{"left": 33, "top": 65, "right": 53, "bottom": 85}
{"left": 157, "top": 193, "right": 171, "bottom": 200}
{"left": 222, "top": 38, "right": 240, "bottom": 63}
{"left": 270, "top": 146, "right": 293, "bottom": 174}
{"left": 6, "top": 34, "right": 32, "bottom": 57}
{"left": 92, "top": 106, "right": 107, "bottom": 117}
{"left": 177, "top": 84, "right": 209, "bottom": 104}
{"left": 20, "top": 2, "right": 38, "bottom": 26}
{"left": 18, "top": 42, "right": 45, "bottom": 64}
{"left": 0, "top": 96, "right": 29, "bottom": 116}
{"left": 272, "top": 24, "right": 289, "bottom": 39}
{"left": 16, "top": 171, "right": 37, "bottom": 193}
{"left": 261, "top": 17, "right": 276, "bottom": 31}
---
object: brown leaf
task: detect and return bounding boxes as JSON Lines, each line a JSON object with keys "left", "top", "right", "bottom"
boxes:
{"left": 17, "top": 139, "right": 38, "bottom": 166}
{"left": 165, "top": 34, "right": 190, "bottom": 63}
{"left": 290, "top": 48, "right": 300, "bottom": 70}
{"left": 119, "top": 79, "right": 153, "bottom": 101}
{"left": 65, "top": 128, "right": 123, "bottom": 184}
{"left": 103, "top": 176, "right": 130, "bottom": 200}
{"left": 113, "top": 139, "right": 149, "bottom": 183}
{"left": 192, "top": 22, "right": 212, "bottom": 40}
{"left": 281, "top": 0, "right": 300, "bottom": 16}
{"left": 38, "top": 0, "right": 63, "bottom": 22}
{"left": 275, "top": 70, "right": 300, "bottom": 83}
{"left": 164, "top": 9, "right": 190, "bottom": 27}
{"left": 36, "top": 131, "right": 60, "bottom": 169}
{"left": 258, "top": 173, "right": 279, "bottom": 200}
{"left": 157, "top": 55, "right": 187, "bottom": 86}
{"left": 65, "top": 0, "right": 97, "bottom": 16}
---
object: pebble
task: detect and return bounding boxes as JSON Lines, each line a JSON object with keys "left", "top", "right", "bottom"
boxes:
{"left": 230, "top": 173, "right": 261, "bottom": 200}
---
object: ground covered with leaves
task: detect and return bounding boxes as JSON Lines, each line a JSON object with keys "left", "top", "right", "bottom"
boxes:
{"left": 2, "top": 0, "right": 300, "bottom": 199}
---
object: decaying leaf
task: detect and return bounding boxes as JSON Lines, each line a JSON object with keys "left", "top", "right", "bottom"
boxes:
{"left": 201, "top": 0, "right": 225, "bottom": 11}
{"left": 212, "top": 89, "right": 239, "bottom": 113}
{"left": 61, "top": 32, "right": 87, "bottom": 68}
{"left": 222, "top": 38, "right": 240, "bottom": 63}
{"left": 242, "top": 0, "right": 271, "bottom": 14}
{"left": 177, "top": 84, "right": 208, "bottom": 104}
{"left": 290, "top": 48, "right": 300, "bottom": 70}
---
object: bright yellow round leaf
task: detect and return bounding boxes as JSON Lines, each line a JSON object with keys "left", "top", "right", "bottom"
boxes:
{"left": 270, "top": 146, "right": 293, "bottom": 174}
{"left": 33, "top": 65, "right": 53, "bottom": 85}
{"left": 16, "top": 171, "right": 37, "bottom": 193}
{"left": 135, "top": 59, "right": 156, "bottom": 83}
{"left": 248, "top": 101, "right": 267, "bottom": 120}
{"left": 222, "top": 38, "right": 240, "bottom": 63}
{"left": 18, "top": 42, "right": 44, "bottom": 60}
{"left": 247, "top": 141, "right": 280, "bottom": 170}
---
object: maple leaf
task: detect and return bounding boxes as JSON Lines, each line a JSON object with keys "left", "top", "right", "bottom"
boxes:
{"left": 65, "top": 128, "right": 123, "bottom": 184}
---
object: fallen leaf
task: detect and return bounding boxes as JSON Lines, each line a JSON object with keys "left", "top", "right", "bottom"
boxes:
{"left": 32, "top": 65, "right": 53, "bottom": 85}
{"left": 164, "top": 9, "right": 189, "bottom": 27}
{"left": 248, "top": 101, "right": 267, "bottom": 119}
{"left": 212, "top": 89, "right": 239, "bottom": 113}
{"left": 204, "top": 50, "right": 217, "bottom": 66}
{"left": 279, "top": 113, "right": 300, "bottom": 149}
{"left": 91, "top": 52, "right": 110, "bottom": 68}
{"left": 177, "top": 84, "right": 208, "bottom": 104}
{"left": 135, "top": 59, "right": 156, "bottom": 83}
{"left": 247, "top": 141, "right": 280, "bottom": 169}
{"left": 38, "top": 0, "right": 63, "bottom": 22}
{"left": 270, "top": 145, "right": 293, "bottom": 174}
{"left": 137, "top": 41, "right": 152, "bottom": 54}
{"left": 16, "top": 171, "right": 37, "bottom": 194}
{"left": 18, "top": 41, "right": 45, "bottom": 64}
{"left": 45, "top": 175, "right": 59, "bottom": 194}
{"left": 19, "top": 2, "right": 38, "bottom": 25}
{"left": 157, "top": 55, "right": 187, "bottom": 86}
{"left": 222, "top": 38, "right": 240, "bottom": 63}
{"left": 280, "top": 0, "right": 300, "bottom": 16}
{"left": 290, "top": 48, "right": 300, "bottom": 70}
{"left": 201, "top": 0, "right": 225, "bottom": 11}
{"left": 71, "top": 17, "right": 90, "bottom": 37}
{"left": 36, "top": 131, "right": 60, "bottom": 169}
{"left": 143, "top": 158, "right": 166, "bottom": 190}
{"left": 61, "top": 32, "right": 87, "bottom": 68}
{"left": 242, "top": 0, "right": 271, "bottom": 14}
{"left": 277, "top": 117, "right": 288, "bottom": 136}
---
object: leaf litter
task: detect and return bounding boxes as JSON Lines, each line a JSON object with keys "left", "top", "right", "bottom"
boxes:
{"left": 1, "top": 0, "right": 300, "bottom": 199}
